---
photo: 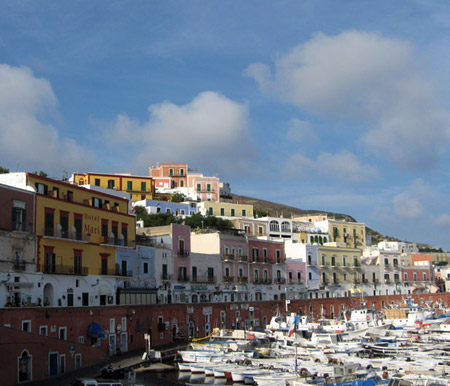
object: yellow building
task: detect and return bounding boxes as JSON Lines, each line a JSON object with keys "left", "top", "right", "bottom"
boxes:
{"left": 71, "top": 172, "right": 155, "bottom": 202}
{"left": 0, "top": 173, "right": 136, "bottom": 278}
{"left": 199, "top": 201, "right": 254, "bottom": 218}
{"left": 318, "top": 243, "right": 362, "bottom": 286}
{"left": 295, "top": 214, "right": 366, "bottom": 248}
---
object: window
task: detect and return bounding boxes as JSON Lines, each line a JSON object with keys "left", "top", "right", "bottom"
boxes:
{"left": 331, "top": 256, "right": 336, "bottom": 266}
{"left": 12, "top": 201, "right": 26, "bottom": 231}
{"left": 169, "top": 169, "right": 174, "bottom": 176}
{"left": 162, "top": 264, "right": 168, "bottom": 280}
{"left": 101, "top": 219, "right": 108, "bottom": 243}
{"left": 44, "top": 208, "right": 55, "bottom": 236}
{"left": 141, "top": 182, "right": 146, "bottom": 191}
{"left": 143, "top": 262, "right": 148, "bottom": 274}
{"left": 95, "top": 178, "right": 100, "bottom": 186}
{"left": 242, "top": 209, "right": 246, "bottom": 216}
{"left": 22, "top": 321, "right": 31, "bottom": 332}
{"left": 59, "top": 327, "right": 67, "bottom": 340}
{"left": 74, "top": 250, "right": 82, "bottom": 274}
{"left": 309, "top": 271, "right": 312, "bottom": 280}
{"left": 413, "top": 272, "right": 417, "bottom": 281}
{"left": 44, "top": 247, "right": 55, "bottom": 273}
{"left": 107, "top": 179, "right": 114, "bottom": 189}
{"left": 220, "top": 208, "right": 225, "bottom": 216}
{"left": 231, "top": 208, "right": 235, "bottom": 217}
{"left": 180, "top": 169, "right": 185, "bottom": 176}
{"left": 321, "top": 255, "right": 325, "bottom": 265}
{"left": 121, "top": 223, "right": 128, "bottom": 246}
{"left": 127, "top": 181, "right": 133, "bottom": 190}
{"left": 60, "top": 211, "right": 69, "bottom": 238}
{"left": 207, "top": 184, "right": 211, "bottom": 192}
{"left": 112, "top": 222, "right": 118, "bottom": 243}
{"left": 92, "top": 197, "right": 101, "bottom": 208}
{"left": 208, "top": 207, "right": 213, "bottom": 215}
{"left": 39, "top": 326, "right": 48, "bottom": 336}
{"left": 74, "top": 213, "right": 83, "bottom": 240}
{"left": 423, "top": 272, "right": 427, "bottom": 281}
{"left": 35, "top": 183, "right": 48, "bottom": 195}
{"left": 197, "top": 183, "right": 201, "bottom": 192}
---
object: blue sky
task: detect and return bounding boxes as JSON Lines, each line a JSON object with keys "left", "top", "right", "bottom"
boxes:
{"left": 1, "top": 1, "right": 450, "bottom": 249}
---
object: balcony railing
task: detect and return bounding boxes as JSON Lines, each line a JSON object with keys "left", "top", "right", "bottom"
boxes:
{"left": 161, "top": 274, "right": 173, "bottom": 281}
{"left": 191, "top": 276, "right": 216, "bottom": 284}
{"left": 42, "top": 228, "right": 90, "bottom": 242}
{"left": 237, "top": 276, "right": 248, "bottom": 284}
{"left": 13, "top": 260, "right": 26, "bottom": 270}
{"left": 177, "top": 275, "right": 189, "bottom": 282}
{"left": 116, "top": 269, "right": 133, "bottom": 277}
{"left": 176, "top": 250, "right": 190, "bottom": 257}
{"left": 223, "top": 276, "right": 234, "bottom": 283}
{"left": 39, "top": 264, "right": 88, "bottom": 275}
{"left": 237, "top": 255, "right": 248, "bottom": 262}
{"left": 223, "top": 254, "right": 235, "bottom": 260}
{"left": 273, "top": 278, "right": 286, "bottom": 284}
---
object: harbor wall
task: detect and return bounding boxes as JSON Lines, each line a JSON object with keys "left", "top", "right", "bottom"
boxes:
{"left": 1, "top": 292, "right": 450, "bottom": 385}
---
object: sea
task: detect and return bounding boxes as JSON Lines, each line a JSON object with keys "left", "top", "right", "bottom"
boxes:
{"left": 134, "top": 370, "right": 230, "bottom": 386}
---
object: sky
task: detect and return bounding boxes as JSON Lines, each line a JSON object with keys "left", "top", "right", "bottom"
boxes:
{"left": 1, "top": 1, "right": 450, "bottom": 249}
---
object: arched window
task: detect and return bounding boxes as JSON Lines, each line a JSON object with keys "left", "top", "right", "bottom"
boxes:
{"left": 281, "top": 221, "right": 291, "bottom": 232}
{"left": 270, "top": 221, "right": 279, "bottom": 232}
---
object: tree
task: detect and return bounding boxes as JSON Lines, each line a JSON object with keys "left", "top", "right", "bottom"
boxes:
{"left": 171, "top": 193, "right": 185, "bottom": 203}
{"left": 254, "top": 209, "right": 268, "bottom": 218}
{"left": 184, "top": 213, "right": 233, "bottom": 230}
{"left": 0, "top": 166, "right": 9, "bottom": 174}
{"left": 33, "top": 171, "right": 48, "bottom": 177}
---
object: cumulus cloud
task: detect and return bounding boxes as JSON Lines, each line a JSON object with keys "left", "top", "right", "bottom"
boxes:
{"left": 286, "top": 118, "right": 317, "bottom": 143}
{"left": 0, "top": 64, "right": 94, "bottom": 174}
{"left": 246, "top": 30, "right": 450, "bottom": 171}
{"left": 393, "top": 194, "right": 424, "bottom": 219}
{"left": 435, "top": 214, "right": 450, "bottom": 227}
{"left": 285, "top": 150, "right": 377, "bottom": 183}
{"left": 103, "top": 91, "right": 255, "bottom": 175}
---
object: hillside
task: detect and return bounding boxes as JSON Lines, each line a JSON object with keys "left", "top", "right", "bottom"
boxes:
{"left": 230, "top": 193, "right": 387, "bottom": 244}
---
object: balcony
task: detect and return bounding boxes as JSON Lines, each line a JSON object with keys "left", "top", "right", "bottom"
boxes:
{"left": 223, "top": 276, "right": 234, "bottom": 283}
{"left": 237, "top": 255, "right": 248, "bottom": 262}
{"left": 176, "top": 249, "right": 190, "bottom": 257}
{"left": 39, "top": 264, "right": 88, "bottom": 275}
{"left": 289, "top": 279, "right": 304, "bottom": 284}
{"left": 191, "top": 276, "right": 216, "bottom": 284}
{"left": 223, "top": 254, "right": 235, "bottom": 261}
{"left": 177, "top": 275, "right": 190, "bottom": 282}
{"left": 161, "top": 274, "right": 173, "bottom": 281}
{"left": 13, "top": 260, "right": 26, "bottom": 271}
{"left": 196, "top": 188, "right": 216, "bottom": 193}
{"left": 273, "top": 278, "right": 286, "bottom": 284}
{"left": 42, "top": 228, "right": 90, "bottom": 242}
{"left": 237, "top": 276, "right": 248, "bottom": 284}
{"left": 116, "top": 269, "right": 133, "bottom": 277}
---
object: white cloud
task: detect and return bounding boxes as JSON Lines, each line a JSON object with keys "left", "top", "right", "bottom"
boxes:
{"left": 104, "top": 91, "right": 255, "bottom": 175}
{"left": 246, "top": 30, "right": 450, "bottom": 171}
{"left": 0, "top": 64, "right": 94, "bottom": 174}
{"left": 286, "top": 118, "right": 317, "bottom": 143}
{"left": 393, "top": 194, "right": 424, "bottom": 219}
{"left": 435, "top": 214, "right": 450, "bottom": 227}
{"left": 285, "top": 150, "right": 377, "bottom": 183}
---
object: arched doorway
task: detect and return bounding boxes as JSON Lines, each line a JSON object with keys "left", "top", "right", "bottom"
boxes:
{"left": 43, "top": 283, "right": 54, "bottom": 306}
{"left": 18, "top": 350, "right": 32, "bottom": 382}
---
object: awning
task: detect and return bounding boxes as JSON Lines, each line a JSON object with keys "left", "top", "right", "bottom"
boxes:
{"left": 98, "top": 285, "right": 112, "bottom": 296}
{"left": 350, "top": 288, "right": 363, "bottom": 293}
{"left": 87, "top": 322, "right": 105, "bottom": 338}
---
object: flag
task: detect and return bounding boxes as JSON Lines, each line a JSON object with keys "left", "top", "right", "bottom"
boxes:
{"left": 288, "top": 322, "right": 296, "bottom": 337}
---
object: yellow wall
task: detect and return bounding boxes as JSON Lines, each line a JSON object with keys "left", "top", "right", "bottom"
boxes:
{"left": 73, "top": 173, "right": 155, "bottom": 201}
{"left": 204, "top": 202, "right": 253, "bottom": 217}
{"left": 318, "top": 245, "right": 362, "bottom": 284}
{"left": 30, "top": 174, "right": 136, "bottom": 276}
{"left": 329, "top": 221, "right": 366, "bottom": 248}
